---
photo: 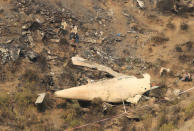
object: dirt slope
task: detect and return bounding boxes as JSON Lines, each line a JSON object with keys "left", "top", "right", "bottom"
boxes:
{"left": 0, "top": 0, "right": 193, "bottom": 131}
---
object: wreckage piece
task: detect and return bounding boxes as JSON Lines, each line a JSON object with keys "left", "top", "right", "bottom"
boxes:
{"left": 54, "top": 74, "right": 155, "bottom": 104}
{"left": 160, "top": 67, "right": 170, "bottom": 76}
{"left": 137, "top": 0, "right": 145, "bottom": 8}
{"left": 72, "top": 56, "right": 125, "bottom": 77}
{"left": 35, "top": 93, "right": 46, "bottom": 104}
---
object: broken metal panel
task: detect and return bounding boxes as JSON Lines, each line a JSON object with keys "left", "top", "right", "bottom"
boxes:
{"left": 72, "top": 56, "right": 125, "bottom": 77}
{"left": 35, "top": 93, "right": 46, "bottom": 104}
{"left": 137, "top": 0, "right": 145, "bottom": 8}
{"left": 126, "top": 95, "right": 142, "bottom": 104}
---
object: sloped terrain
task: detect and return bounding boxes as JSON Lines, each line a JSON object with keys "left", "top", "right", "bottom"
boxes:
{"left": 0, "top": 0, "right": 193, "bottom": 130}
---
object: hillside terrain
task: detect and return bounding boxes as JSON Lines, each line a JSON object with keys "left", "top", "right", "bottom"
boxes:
{"left": 0, "top": 0, "right": 193, "bottom": 130}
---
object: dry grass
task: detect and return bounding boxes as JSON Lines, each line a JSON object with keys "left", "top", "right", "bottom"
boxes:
{"left": 183, "top": 102, "right": 194, "bottom": 120}
{"left": 160, "top": 122, "right": 175, "bottom": 131}
{"left": 139, "top": 100, "right": 194, "bottom": 131}
{"left": 142, "top": 114, "right": 153, "bottom": 130}
{"left": 0, "top": 88, "right": 37, "bottom": 129}
{"left": 0, "top": 87, "right": 62, "bottom": 130}
{"left": 61, "top": 100, "right": 84, "bottom": 128}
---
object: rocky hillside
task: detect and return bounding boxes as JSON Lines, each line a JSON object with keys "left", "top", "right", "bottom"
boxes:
{"left": 0, "top": 0, "right": 193, "bottom": 130}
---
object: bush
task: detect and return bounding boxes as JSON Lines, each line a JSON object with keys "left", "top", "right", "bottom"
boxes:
{"left": 21, "top": 69, "right": 41, "bottom": 91}
{"left": 22, "top": 69, "right": 40, "bottom": 83}
{"left": 0, "top": 93, "right": 14, "bottom": 120}
{"left": 158, "top": 111, "right": 168, "bottom": 127}
{"left": 180, "top": 23, "right": 189, "bottom": 30}
{"left": 160, "top": 122, "right": 175, "bottom": 131}
{"left": 167, "top": 22, "right": 175, "bottom": 29}
{"left": 14, "top": 88, "right": 36, "bottom": 112}
{"left": 143, "top": 114, "right": 153, "bottom": 130}
{"left": 151, "top": 36, "right": 169, "bottom": 44}
{"left": 184, "top": 102, "right": 194, "bottom": 120}
{"left": 62, "top": 100, "right": 83, "bottom": 128}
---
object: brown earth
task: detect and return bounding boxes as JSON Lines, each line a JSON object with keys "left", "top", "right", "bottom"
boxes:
{"left": 0, "top": 0, "right": 193, "bottom": 131}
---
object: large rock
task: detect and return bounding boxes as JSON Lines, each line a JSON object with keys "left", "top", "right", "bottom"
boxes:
{"left": 26, "top": 50, "right": 39, "bottom": 62}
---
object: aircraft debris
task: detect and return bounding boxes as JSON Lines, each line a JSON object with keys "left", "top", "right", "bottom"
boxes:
{"left": 35, "top": 93, "right": 46, "bottom": 104}
{"left": 54, "top": 74, "right": 153, "bottom": 103}
{"left": 137, "top": 0, "right": 145, "bottom": 8}
{"left": 160, "top": 67, "right": 170, "bottom": 76}
{"left": 72, "top": 56, "right": 125, "bottom": 77}
{"left": 54, "top": 56, "right": 159, "bottom": 104}
{"left": 102, "top": 102, "right": 114, "bottom": 111}
{"left": 36, "top": 56, "right": 159, "bottom": 104}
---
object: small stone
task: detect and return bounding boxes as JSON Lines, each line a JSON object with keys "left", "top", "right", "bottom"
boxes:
{"left": 22, "top": 31, "right": 31, "bottom": 35}
{"left": 85, "top": 32, "right": 89, "bottom": 36}
{"left": 50, "top": 39, "right": 60, "bottom": 43}
{"left": 26, "top": 50, "right": 38, "bottom": 62}
{"left": 22, "top": 25, "right": 29, "bottom": 30}
{"left": 100, "top": 31, "right": 104, "bottom": 36}
{"left": 10, "top": 48, "right": 20, "bottom": 61}
{"left": 81, "top": 108, "right": 90, "bottom": 112}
